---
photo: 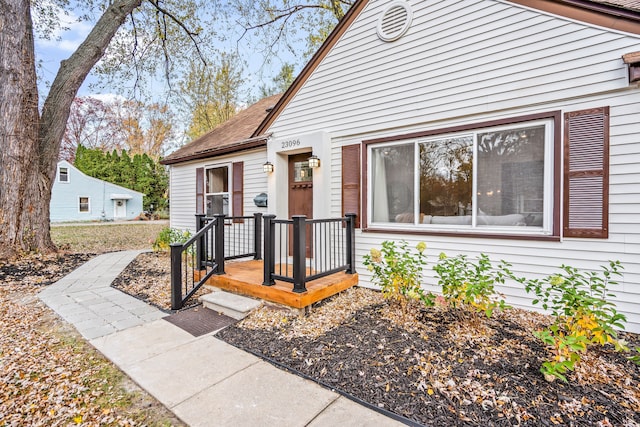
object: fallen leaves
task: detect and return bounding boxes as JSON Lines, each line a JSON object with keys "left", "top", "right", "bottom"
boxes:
{"left": 219, "top": 289, "right": 640, "bottom": 426}
{"left": 0, "top": 252, "right": 184, "bottom": 426}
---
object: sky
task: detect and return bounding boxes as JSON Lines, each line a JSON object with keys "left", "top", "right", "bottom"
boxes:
{"left": 31, "top": 2, "right": 306, "bottom": 151}
{"left": 33, "top": 3, "right": 303, "bottom": 105}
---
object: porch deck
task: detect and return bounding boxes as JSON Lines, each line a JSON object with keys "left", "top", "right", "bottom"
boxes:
{"left": 202, "top": 260, "right": 359, "bottom": 309}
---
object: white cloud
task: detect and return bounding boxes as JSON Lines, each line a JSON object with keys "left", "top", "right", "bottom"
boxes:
{"left": 34, "top": 3, "right": 93, "bottom": 53}
{"left": 88, "top": 93, "right": 126, "bottom": 104}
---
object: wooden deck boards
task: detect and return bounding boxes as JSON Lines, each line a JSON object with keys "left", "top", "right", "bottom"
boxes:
{"left": 202, "top": 260, "right": 358, "bottom": 309}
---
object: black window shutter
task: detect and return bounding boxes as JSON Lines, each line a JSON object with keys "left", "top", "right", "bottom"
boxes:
{"left": 342, "top": 145, "right": 361, "bottom": 228}
{"left": 563, "top": 107, "right": 609, "bottom": 238}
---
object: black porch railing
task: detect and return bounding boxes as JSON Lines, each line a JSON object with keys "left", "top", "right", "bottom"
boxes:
{"left": 170, "top": 213, "right": 262, "bottom": 310}
{"left": 262, "top": 213, "right": 357, "bottom": 293}
{"left": 170, "top": 212, "right": 356, "bottom": 309}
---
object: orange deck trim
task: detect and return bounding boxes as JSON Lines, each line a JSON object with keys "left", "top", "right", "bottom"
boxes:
{"left": 199, "top": 260, "right": 358, "bottom": 309}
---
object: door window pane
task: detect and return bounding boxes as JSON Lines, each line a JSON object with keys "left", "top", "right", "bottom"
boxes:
{"left": 294, "top": 161, "right": 313, "bottom": 182}
{"left": 371, "top": 144, "right": 414, "bottom": 223}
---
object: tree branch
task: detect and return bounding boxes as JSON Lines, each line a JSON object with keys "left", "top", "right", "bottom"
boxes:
{"left": 147, "top": 0, "right": 207, "bottom": 66}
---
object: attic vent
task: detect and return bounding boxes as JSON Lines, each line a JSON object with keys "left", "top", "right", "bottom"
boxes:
{"left": 377, "top": 1, "right": 412, "bottom": 42}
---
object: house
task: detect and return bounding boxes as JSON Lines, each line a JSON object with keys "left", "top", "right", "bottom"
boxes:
{"left": 50, "top": 160, "right": 144, "bottom": 222}
{"left": 164, "top": 1, "right": 640, "bottom": 332}
{"left": 161, "top": 94, "right": 281, "bottom": 231}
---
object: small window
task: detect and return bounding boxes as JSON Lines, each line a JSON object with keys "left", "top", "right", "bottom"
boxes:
{"left": 205, "top": 166, "right": 230, "bottom": 216}
{"left": 59, "top": 167, "right": 69, "bottom": 182}
{"left": 79, "top": 197, "right": 90, "bottom": 213}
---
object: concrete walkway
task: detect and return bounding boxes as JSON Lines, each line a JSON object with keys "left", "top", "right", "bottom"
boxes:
{"left": 39, "top": 251, "right": 406, "bottom": 427}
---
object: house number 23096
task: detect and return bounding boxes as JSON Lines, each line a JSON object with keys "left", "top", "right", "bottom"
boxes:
{"left": 281, "top": 139, "right": 300, "bottom": 149}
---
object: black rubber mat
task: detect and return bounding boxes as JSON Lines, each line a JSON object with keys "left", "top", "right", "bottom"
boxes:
{"left": 163, "top": 306, "right": 236, "bottom": 337}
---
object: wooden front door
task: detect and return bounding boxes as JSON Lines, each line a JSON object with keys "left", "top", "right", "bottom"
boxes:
{"left": 288, "top": 153, "right": 313, "bottom": 257}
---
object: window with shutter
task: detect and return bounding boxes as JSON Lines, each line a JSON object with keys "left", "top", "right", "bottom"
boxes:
{"left": 342, "top": 144, "right": 361, "bottom": 228}
{"left": 563, "top": 107, "right": 609, "bottom": 238}
{"left": 232, "top": 162, "right": 244, "bottom": 222}
{"left": 363, "top": 112, "right": 561, "bottom": 239}
{"left": 195, "top": 167, "right": 204, "bottom": 214}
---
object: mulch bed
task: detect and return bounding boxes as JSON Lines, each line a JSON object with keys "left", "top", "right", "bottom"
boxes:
{"left": 111, "top": 251, "right": 208, "bottom": 311}
{"left": 0, "top": 252, "right": 95, "bottom": 287}
{"left": 217, "top": 295, "right": 640, "bottom": 426}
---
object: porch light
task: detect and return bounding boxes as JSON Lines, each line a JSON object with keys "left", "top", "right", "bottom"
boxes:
{"left": 308, "top": 154, "right": 320, "bottom": 168}
{"left": 263, "top": 161, "right": 274, "bottom": 173}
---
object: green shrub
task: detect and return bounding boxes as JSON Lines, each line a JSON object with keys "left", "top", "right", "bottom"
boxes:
{"left": 518, "top": 261, "right": 628, "bottom": 382}
{"left": 152, "top": 227, "right": 191, "bottom": 252}
{"left": 433, "top": 253, "right": 510, "bottom": 318}
{"left": 363, "top": 240, "right": 433, "bottom": 313}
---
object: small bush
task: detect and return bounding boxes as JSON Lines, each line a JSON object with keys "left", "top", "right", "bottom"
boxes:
{"left": 363, "top": 240, "right": 433, "bottom": 314}
{"left": 518, "top": 261, "right": 627, "bottom": 381}
{"left": 433, "top": 252, "right": 510, "bottom": 318}
{"left": 152, "top": 227, "right": 191, "bottom": 252}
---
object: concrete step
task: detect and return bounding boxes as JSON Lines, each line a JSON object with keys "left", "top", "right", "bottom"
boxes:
{"left": 199, "top": 291, "right": 262, "bottom": 320}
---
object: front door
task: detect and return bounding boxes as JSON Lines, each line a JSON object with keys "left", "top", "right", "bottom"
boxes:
{"left": 288, "top": 153, "right": 313, "bottom": 257}
{"left": 114, "top": 200, "right": 127, "bottom": 218}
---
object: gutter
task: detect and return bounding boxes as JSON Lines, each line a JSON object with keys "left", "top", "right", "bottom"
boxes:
{"left": 161, "top": 136, "right": 269, "bottom": 166}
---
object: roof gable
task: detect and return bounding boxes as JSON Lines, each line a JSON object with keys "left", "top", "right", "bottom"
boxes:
{"left": 56, "top": 161, "right": 145, "bottom": 196}
{"left": 254, "top": 0, "right": 640, "bottom": 136}
{"left": 162, "top": 94, "right": 281, "bottom": 165}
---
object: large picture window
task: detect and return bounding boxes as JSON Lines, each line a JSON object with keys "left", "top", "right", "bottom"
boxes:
{"left": 368, "top": 117, "right": 556, "bottom": 235}
{"left": 205, "top": 165, "right": 229, "bottom": 216}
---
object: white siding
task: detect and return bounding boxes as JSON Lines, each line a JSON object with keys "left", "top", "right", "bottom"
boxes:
{"left": 168, "top": 148, "right": 268, "bottom": 233}
{"left": 271, "top": 0, "right": 638, "bottom": 138}
{"left": 266, "top": 0, "right": 640, "bottom": 331}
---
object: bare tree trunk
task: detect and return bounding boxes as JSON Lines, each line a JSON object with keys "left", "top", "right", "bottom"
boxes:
{"left": 0, "top": 0, "right": 143, "bottom": 259}
{"left": 0, "top": 0, "right": 46, "bottom": 259}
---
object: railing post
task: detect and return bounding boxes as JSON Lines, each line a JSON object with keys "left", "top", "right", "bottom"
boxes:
{"left": 254, "top": 212, "right": 262, "bottom": 260}
{"left": 195, "top": 213, "right": 206, "bottom": 269}
{"left": 214, "top": 214, "right": 226, "bottom": 275}
{"left": 292, "top": 215, "right": 307, "bottom": 293}
{"left": 170, "top": 243, "right": 183, "bottom": 310}
{"left": 345, "top": 213, "right": 357, "bottom": 274}
{"left": 262, "top": 215, "right": 275, "bottom": 286}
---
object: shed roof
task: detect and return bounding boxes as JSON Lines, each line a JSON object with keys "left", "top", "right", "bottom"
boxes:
{"left": 161, "top": 94, "right": 281, "bottom": 165}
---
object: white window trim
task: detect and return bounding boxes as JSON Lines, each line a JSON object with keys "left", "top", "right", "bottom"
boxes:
{"left": 59, "top": 167, "right": 69, "bottom": 183}
{"left": 367, "top": 118, "right": 555, "bottom": 236}
{"left": 204, "top": 162, "right": 232, "bottom": 217}
{"left": 78, "top": 196, "right": 90, "bottom": 213}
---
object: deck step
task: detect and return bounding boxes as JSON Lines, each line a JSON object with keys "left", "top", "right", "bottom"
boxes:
{"left": 199, "top": 291, "right": 262, "bottom": 320}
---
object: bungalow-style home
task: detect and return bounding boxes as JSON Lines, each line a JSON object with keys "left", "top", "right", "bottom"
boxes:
{"left": 164, "top": 0, "right": 640, "bottom": 332}
{"left": 161, "top": 94, "right": 281, "bottom": 230}
{"left": 50, "top": 160, "right": 144, "bottom": 222}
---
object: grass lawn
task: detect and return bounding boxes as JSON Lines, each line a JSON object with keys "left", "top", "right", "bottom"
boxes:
{"left": 51, "top": 221, "right": 168, "bottom": 253}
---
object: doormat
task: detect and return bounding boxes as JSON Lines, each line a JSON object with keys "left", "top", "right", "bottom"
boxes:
{"left": 163, "top": 306, "right": 236, "bottom": 337}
